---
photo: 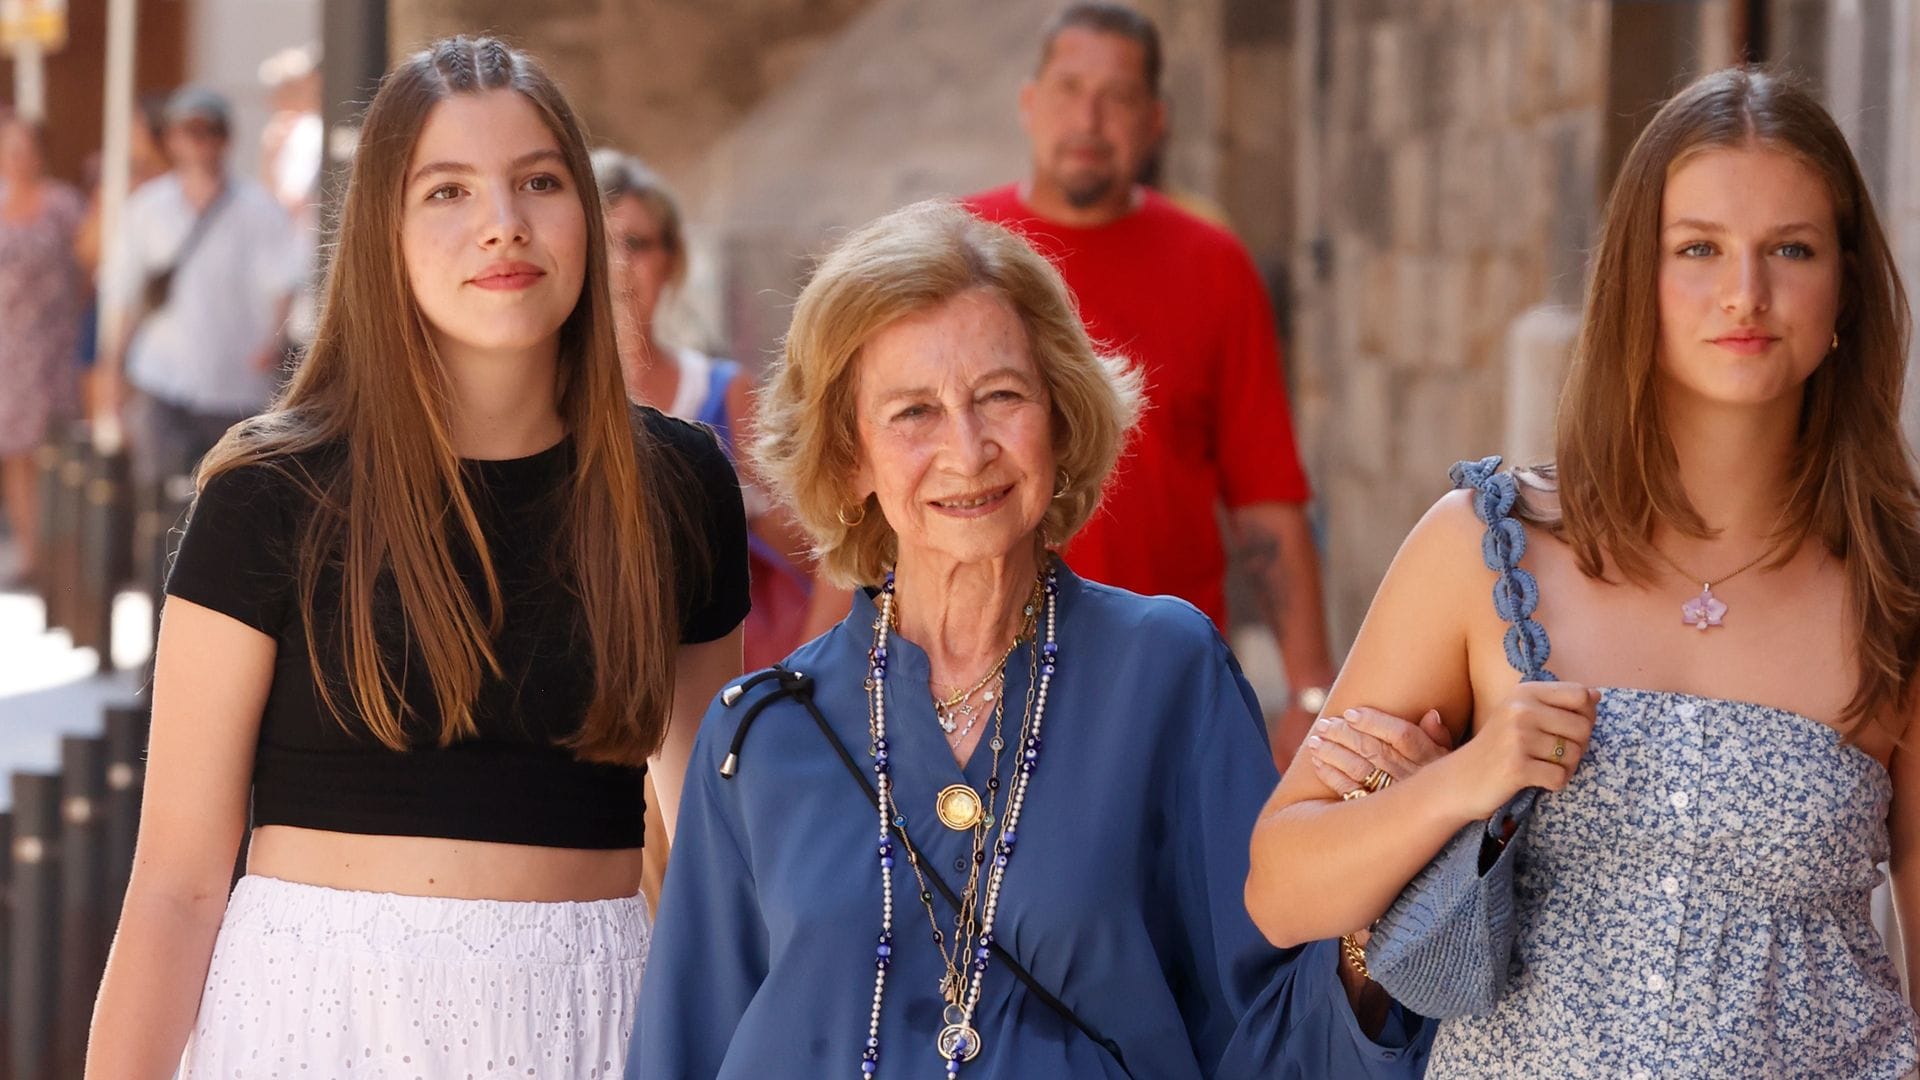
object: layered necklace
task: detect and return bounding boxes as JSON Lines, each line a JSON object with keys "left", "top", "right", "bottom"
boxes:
{"left": 862, "top": 559, "right": 1061, "bottom": 1078}
{"left": 931, "top": 646, "right": 1012, "bottom": 741}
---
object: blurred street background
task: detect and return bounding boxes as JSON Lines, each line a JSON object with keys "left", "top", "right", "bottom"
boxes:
{"left": 0, "top": 0, "right": 1918, "bottom": 1073}
{"left": 18, "top": 0, "right": 1920, "bottom": 740}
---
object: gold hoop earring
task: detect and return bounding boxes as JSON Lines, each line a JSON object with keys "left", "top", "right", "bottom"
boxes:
{"left": 1052, "top": 471, "right": 1073, "bottom": 500}
{"left": 837, "top": 500, "right": 867, "bottom": 528}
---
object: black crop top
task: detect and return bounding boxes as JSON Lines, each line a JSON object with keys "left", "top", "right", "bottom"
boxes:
{"left": 164, "top": 407, "right": 751, "bottom": 849}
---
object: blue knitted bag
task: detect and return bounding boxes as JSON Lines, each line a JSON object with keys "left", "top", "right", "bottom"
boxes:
{"left": 1364, "top": 456, "right": 1551, "bottom": 1019}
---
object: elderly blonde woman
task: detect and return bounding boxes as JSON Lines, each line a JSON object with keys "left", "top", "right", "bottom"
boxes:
{"left": 627, "top": 200, "right": 1430, "bottom": 1079}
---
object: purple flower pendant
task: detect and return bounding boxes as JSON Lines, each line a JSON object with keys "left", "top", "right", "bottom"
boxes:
{"left": 1681, "top": 585, "right": 1728, "bottom": 632}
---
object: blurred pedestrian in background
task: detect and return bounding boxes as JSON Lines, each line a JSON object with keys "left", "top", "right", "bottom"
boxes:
{"left": 0, "top": 115, "right": 86, "bottom": 585}
{"left": 595, "top": 149, "right": 835, "bottom": 909}
{"left": 95, "top": 86, "right": 300, "bottom": 492}
{"left": 258, "top": 44, "right": 324, "bottom": 355}
{"left": 258, "top": 45, "right": 323, "bottom": 218}
{"left": 967, "top": 2, "right": 1336, "bottom": 761}
{"left": 594, "top": 148, "right": 839, "bottom": 669}
{"left": 74, "top": 95, "right": 168, "bottom": 417}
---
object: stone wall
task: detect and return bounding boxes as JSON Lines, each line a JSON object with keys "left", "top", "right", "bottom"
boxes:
{"left": 1286, "top": 0, "right": 1612, "bottom": 647}
{"left": 674, "top": 0, "right": 1052, "bottom": 366}
{"left": 190, "top": 0, "right": 322, "bottom": 174}
{"left": 388, "top": 0, "right": 872, "bottom": 181}
{"left": 683, "top": 0, "right": 1272, "bottom": 371}
{"left": 1769, "top": 0, "right": 1920, "bottom": 447}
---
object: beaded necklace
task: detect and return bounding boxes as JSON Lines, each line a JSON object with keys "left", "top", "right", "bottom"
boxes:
{"left": 862, "top": 560, "right": 1061, "bottom": 1078}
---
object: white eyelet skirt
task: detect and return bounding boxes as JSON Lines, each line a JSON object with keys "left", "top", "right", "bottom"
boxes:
{"left": 175, "top": 874, "right": 651, "bottom": 1078}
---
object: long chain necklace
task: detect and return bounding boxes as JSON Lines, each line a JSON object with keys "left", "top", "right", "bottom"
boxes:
{"left": 862, "top": 559, "right": 1060, "bottom": 1078}
{"left": 906, "top": 654, "right": 1016, "bottom": 1016}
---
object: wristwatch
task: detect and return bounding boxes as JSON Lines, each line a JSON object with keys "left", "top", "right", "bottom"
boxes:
{"left": 1295, "top": 685, "right": 1330, "bottom": 715}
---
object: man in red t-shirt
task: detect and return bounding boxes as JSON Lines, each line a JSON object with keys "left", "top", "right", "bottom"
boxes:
{"left": 965, "top": 2, "right": 1334, "bottom": 758}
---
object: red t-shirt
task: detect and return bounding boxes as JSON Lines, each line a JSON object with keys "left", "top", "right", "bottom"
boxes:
{"left": 965, "top": 184, "right": 1310, "bottom": 626}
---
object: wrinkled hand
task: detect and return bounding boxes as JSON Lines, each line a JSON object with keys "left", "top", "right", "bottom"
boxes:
{"left": 1303, "top": 706, "right": 1453, "bottom": 797}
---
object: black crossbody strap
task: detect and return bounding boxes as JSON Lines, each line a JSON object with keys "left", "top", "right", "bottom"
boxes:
{"left": 724, "top": 668, "right": 1133, "bottom": 1078}
{"left": 168, "top": 182, "right": 234, "bottom": 277}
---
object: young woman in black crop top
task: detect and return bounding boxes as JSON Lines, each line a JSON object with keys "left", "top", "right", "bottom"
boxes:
{"left": 85, "top": 38, "right": 748, "bottom": 1078}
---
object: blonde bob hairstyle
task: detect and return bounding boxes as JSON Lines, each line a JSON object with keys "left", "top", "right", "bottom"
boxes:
{"left": 754, "top": 199, "right": 1144, "bottom": 587}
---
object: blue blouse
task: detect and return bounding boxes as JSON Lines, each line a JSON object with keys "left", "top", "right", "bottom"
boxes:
{"left": 628, "top": 566, "right": 1432, "bottom": 1078}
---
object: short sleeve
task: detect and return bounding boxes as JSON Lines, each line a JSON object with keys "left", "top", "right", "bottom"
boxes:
{"left": 642, "top": 409, "right": 751, "bottom": 644}
{"left": 1212, "top": 241, "right": 1312, "bottom": 506}
{"left": 165, "top": 463, "right": 299, "bottom": 635}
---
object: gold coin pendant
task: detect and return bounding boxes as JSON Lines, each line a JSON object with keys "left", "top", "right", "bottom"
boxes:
{"left": 935, "top": 784, "right": 984, "bottom": 831}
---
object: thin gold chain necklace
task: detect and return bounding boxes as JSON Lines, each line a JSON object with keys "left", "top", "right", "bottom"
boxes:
{"left": 1654, "top": 513, "right": 1791, "bottom": 632}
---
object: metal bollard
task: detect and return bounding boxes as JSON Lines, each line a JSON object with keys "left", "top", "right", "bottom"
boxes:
{"left": 100, "top": 705, "right": 148, "bottom": 931}
{"left": 0, "top": 809, "right": 14, "bottom": 1078}
{"left": 10, "top": 774, "right": 61, "bottom": 1080}
{"left": 29, "top": 443, "right": 60, "bottom": 621}
{"left": 43, "top": 437, "right": 87, "bottom": 635}
{"left": 71, "top": 454, "right": 123, "bottom": 661}
{"left": 56, "top": 738, "right": 107, "bottom": 1078}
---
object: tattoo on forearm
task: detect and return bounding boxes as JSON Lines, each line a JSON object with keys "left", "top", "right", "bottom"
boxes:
{"left": 1234, "top": 524, "right": 1290, "bottom": 637}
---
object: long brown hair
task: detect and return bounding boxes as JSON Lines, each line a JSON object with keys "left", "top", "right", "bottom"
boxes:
{"left": 198, "top": 36, "right": 685, "bottom": 765}
{"left": 1552, "top": 66, "right": 1920, "bottom": 738}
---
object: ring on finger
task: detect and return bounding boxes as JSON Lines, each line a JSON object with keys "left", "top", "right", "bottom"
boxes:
{"left": 1551, "top": 736, "right": 1566, "bottom": 762}
{"left": 1362, "top": 767, "right": 1392, "bottom": 793}
{"left": 1340, "top": 787, "right": 1369, "bottom": 801}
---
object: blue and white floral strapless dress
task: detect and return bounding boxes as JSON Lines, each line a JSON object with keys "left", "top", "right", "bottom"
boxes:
{"left": 1426, "top": 687, "right": 1919, "bottom": 1079}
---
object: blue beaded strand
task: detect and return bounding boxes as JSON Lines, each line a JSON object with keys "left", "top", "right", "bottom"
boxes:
{"left": 862, "top": 574, "right": 897, "bottom": 1077}
{"left": 864, "top": 564, "right": 1059, "bottom": 1077}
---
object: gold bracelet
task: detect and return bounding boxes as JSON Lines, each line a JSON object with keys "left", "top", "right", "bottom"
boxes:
{"left": 1340, "top": 932, "right": 1371, "bottom": 981}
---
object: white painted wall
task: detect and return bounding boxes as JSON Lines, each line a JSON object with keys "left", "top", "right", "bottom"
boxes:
{"left": 185, "top": 0, "right": 320, "bottom": 180}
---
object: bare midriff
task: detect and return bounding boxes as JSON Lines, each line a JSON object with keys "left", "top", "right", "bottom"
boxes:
{"left": 245, "top": 825, "right": 645, "bottom": 902}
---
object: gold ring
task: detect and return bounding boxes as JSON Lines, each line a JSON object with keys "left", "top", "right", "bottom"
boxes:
{"left": 1341, "top": 787, "right": 1369, "bottom": 801}
{"left": 1552, "top": 737, "right": 1566, "bottom": 761}
{"left": 1362, "top": 767, "right": 1391, "bottom": 793}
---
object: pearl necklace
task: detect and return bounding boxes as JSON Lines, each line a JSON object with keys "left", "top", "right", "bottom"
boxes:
{"left": 862, "top": 561, "right": 1060, "bottom": 1078}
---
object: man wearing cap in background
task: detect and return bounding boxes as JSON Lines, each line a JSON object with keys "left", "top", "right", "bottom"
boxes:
{"left": 97, "top": 86, "right": 300, "bottom": 490}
